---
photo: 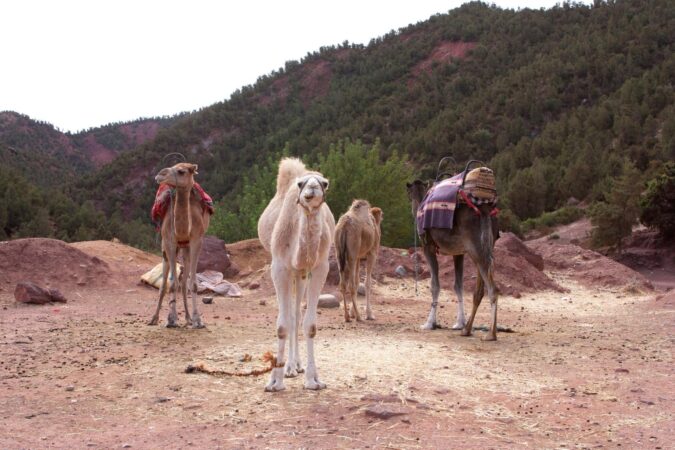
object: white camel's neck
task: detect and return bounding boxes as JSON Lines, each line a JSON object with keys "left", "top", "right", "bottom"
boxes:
{"left": 293, "top": 207, "right": 322, "bottom": 271}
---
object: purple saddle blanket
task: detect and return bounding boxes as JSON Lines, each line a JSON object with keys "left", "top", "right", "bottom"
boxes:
{"left": 416, "top": 172, "right": 464, "bottom": 235}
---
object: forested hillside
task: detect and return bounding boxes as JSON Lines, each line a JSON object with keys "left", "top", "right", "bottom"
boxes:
{"left": 2, "top": 0, "right": 673, "bottom": 248}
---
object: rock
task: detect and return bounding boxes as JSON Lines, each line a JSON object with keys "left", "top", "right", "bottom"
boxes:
{"left": 259, "top": 299, "right": 266, "bottom": 306}
{"left": 197, "top": 235, "right": 239, "bottom": 278}
{"left": 497, "top": 232, "right": 544, "bottom": 271}
{"left": 318, "top": 294, "right": 340, "bottom": 308}
{"left": 364, "top": 404, "right": 411, "bottom": 420}
{"left": 202, "top": 296, "right": 213, "bottom": 304}
{"left": 249, "top": 281, "right": 260, "bottom": 290}
{"left": 14, "top": 282, "right": 67, "bottom": 304}
{"left": 357, "top": 283, "right": 366, "bottom": 296}
{"left": 395, "top": 265, "right": 407, "bottom": 277}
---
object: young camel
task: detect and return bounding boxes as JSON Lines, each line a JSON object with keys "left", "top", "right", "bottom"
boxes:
{"left": 407, "top": 180, "right": 500, "bottom": 340}
{"left": 149, "top": 163, "right": 210, "bottom": 328}
{"left": 335, "top": 199, "right": 383, "bottom": 322}
{"left": 257, "top": 157, "right": 335, "bottom": 391}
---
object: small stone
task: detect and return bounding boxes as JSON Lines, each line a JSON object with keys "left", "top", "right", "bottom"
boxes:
{"left": 259, "top": 299, "right": 266, "bottom": 306}
{"left": 357, "top": 283, "right": 366, "bottom": 296}
{"left": 249, "top": 282, "right": 260, "bottom": 290}
{"left": 318, "top": 294, "right": 340, "bottom": 308}
{"left": 364, "top": 404, "right": 411, "bottom": 420}
{"left": 122, "top": 444, "right": 132, "bottom": 448}
{"left": 395, "top": 266, "right": 407, "bottom": 277}
{"left": 202, "top": 296, "right": 213, "bottom": 304}
{"left": 65, "top": 385, "right": 75, "bottom": 392}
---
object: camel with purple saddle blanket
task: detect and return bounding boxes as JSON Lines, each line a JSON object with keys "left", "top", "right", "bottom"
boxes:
{"left": 407, "top": 165, "right": 501, "bottom": 340}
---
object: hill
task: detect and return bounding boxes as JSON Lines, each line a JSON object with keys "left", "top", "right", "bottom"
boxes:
{"left": 1, "top": 0, "right": 673, "bottom": 248}
{"left": 0, "top": 111, "right": 180, "bottom": 187}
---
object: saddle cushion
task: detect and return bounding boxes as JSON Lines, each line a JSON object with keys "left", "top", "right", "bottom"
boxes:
{"left": 416, "top": 172, "right": 463, "bottom": 235}
{"left": 151, "top": 182, "right": 214, "bottom": 227}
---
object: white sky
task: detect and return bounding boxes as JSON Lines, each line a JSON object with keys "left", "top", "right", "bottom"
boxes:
{"left": 0, "top": 0, "right": 588, "bottom": 133}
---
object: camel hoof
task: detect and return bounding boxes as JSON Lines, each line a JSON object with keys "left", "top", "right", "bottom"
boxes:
{"left": 191, "top": 322, "right": 206, "bottom": 329}
{"left": 284, "top": 367, "right": 299, "bottom": 378}
{"left": 264, "top": 380, "right": 286, "bottom": 392}
{"left": 304, "top": 378, "right": 326, "bottom": 390}
{"left": 344, "top": 317, "right": 351, "bottom": 323}
{"left": 147, "top": 318, "right": 159, "bottom": 326}
{"left": 165, "top": 321, "right": 179, "bottom": 328}
{"left": 366, "top": 315, "right": 375, "bottom": 321}
{"left": 460, "top": 328, "right": 472, "bottom": 337}
{"left": 482, "top": 334, "right": 497, "bottom": 341}
{"left": 451, "top": 321, "right": 465, "bottom": 330}
{"left": 420, "top": 322, "right": 436, "bottom": 330}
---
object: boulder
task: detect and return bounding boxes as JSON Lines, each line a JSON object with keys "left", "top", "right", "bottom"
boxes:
{"left": 197, "top": 235, "right": 239, "bottom": 278}
{"left": 318, "top": 294, "right": 340, "bottom": 308}
{"left": 15, "top": 281, "right": 67, "bottom": 304}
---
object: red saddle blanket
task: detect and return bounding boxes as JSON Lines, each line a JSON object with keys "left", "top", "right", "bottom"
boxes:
{"left": 151, "top": 182, "right": 214, "bottom": 227}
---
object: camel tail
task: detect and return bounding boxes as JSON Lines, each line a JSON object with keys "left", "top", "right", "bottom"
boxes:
{"left": 276, "top": 157, "right": 306, "bottom": 194}
{"left": 479, "top": 208, "right": 494, "bottom": 266}
{"left": 336, "top": 227, "right": 348, "bottom": 273}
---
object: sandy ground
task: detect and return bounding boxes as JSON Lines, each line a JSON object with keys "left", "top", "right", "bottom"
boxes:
{"left": 1, "top": 240, "right": 673, "bottom": 450}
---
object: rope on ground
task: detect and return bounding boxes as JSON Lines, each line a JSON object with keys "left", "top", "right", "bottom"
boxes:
{"left": 185, "top": 351, "right": 277, "bottom": 377}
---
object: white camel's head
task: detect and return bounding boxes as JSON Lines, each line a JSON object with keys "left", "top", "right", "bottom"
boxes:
{"left": 296, "top": 173, "right": 329, "bottom": 211}
{"left": 155, "top": 163, "right": 198, "bottom": 189}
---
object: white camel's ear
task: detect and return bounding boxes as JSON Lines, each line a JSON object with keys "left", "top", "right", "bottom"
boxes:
{"left": 296, "top": 179, "right": 304, "bottom": 189}
{"left": 321, "top": 180, "right": 329, "bottom": 190}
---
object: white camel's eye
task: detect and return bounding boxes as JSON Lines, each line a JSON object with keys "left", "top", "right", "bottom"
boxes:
{"left": 177, "top": 170, "right": 186, "bottom": 175}
{"left": 321, "top": 181, "right": 328, "bottom": 189}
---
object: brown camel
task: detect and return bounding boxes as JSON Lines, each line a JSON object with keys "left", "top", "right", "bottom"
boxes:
{"left": 334, "top": 199, "right": 383, "bottom": 322}
{"left": 148, "top": 162, "right": 210, "bottom": 328}
{"left": 407, "top": 179, "right": 500, "bottom": 340}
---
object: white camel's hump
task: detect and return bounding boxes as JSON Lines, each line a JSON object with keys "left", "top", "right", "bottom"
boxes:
{"left": 276, "top": 157, "right": 306, "bottom": 195}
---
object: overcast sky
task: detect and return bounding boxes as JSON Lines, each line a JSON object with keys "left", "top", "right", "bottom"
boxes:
{"left": 0, "top": 0, "right": 590, "bottom": 133}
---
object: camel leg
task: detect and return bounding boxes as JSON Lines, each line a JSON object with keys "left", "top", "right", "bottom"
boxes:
{"left": 180, "top": 249, "right": 192, "bottom": 326}
{"left": 340, "top": 269, "right": 351, "bottom": 323}
{"left": 451, "top": 255, "right": 466, "bottom": 330}
{"left": 478, "top": 262, "right": 498, "bottom": 341}
{"left": 166, "top": 245, "right": 180, "bottom": 328}
{"left": 285, "top": 272, "right": 306, "bottom": 377}
{"left": 266, "top": 260, "right": 290, "bottom": 392}
{"left": 148, "top": 253, "right": 169, "bottom": 325}
{"left": 303, "top": 259, "right": 328, "bottom": 390}
{"left": 421, "top": 246, "right": 440, "bottom": 330}
{"left": 365, "top": 252, "right": 376, "bottom": 320}
{"left": 351, "top": 259, "right": 362, "bottom": 321}
{"left": 188, "top": 240, "right": 204, "bottom": 329}
{"left": 461, "top": 274, "right": 484, "bottom": 337}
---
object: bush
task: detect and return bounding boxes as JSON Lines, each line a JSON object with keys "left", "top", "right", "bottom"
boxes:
{"left": 521, "top": 206, "right": 584, "bottom": 234}
{"left": 640, "top": 162, "right": 675, "bottom": 239}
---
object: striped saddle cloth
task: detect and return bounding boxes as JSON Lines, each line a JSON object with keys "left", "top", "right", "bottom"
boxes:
{"left": 416, "top": 168, "right": 497, "bottom": 235}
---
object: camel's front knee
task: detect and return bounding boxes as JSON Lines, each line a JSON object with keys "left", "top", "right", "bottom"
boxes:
{"left": 277, "top": 326, "right": 287, "bottom": 339}
{"left": 305, "top": 324, "right": 317, "bottom": 338}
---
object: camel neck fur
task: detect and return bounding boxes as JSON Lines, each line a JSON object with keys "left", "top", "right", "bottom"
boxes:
{"left": 292, "top": 206, "right": 323, "bottom": 271}
{"left": 172, "top": 185, "right": 193, "bottom": 241}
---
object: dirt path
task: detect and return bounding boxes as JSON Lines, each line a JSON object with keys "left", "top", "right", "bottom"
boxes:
{"left": 1, "top": 271, "right": 673, "bottom": 449}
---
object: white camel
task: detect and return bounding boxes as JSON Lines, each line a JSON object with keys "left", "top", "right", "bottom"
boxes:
{"left": 257, "top": 157, "right": 335, "bottom": 391}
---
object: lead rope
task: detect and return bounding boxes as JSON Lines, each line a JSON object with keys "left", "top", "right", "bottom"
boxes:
{"left": 413, "top": 215, "right": 419, "bottom": 297}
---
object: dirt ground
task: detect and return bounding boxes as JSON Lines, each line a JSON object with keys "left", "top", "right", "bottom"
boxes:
{"left": 1, "top": 235, "right": 673, "bottom": 449}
